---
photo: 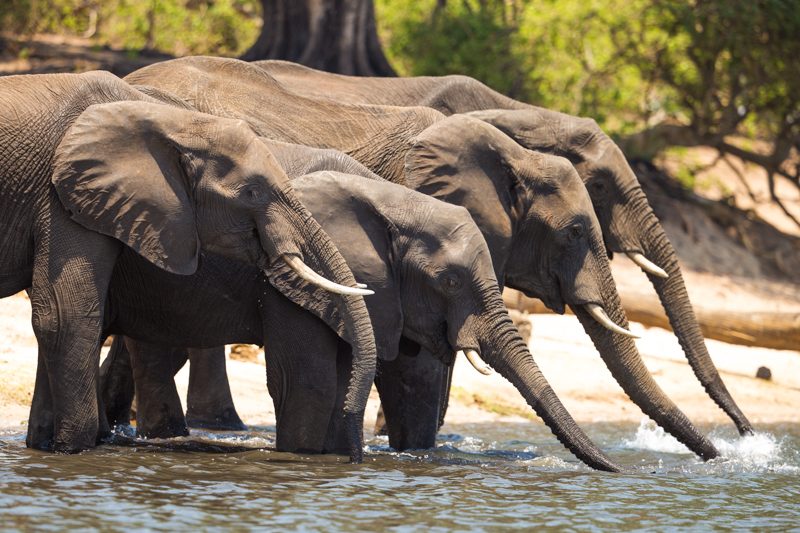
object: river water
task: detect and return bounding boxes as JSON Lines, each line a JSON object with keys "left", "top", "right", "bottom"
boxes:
{"left": 1, "top": 420, "right": 797, "bottom": 530}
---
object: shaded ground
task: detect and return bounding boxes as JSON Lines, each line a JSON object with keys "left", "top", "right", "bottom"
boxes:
{"left": 0, "top": 33, "right": 170, "bottom": 76}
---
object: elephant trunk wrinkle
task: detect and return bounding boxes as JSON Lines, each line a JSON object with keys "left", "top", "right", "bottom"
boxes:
{"left": 479, "top": 313, "right": 622, "bottom": 472}
{"left": 640, "top": 219, "right": 754, "bottom": 436}
{"left": 573, "top": 301, "right": 720, "bottom": 460}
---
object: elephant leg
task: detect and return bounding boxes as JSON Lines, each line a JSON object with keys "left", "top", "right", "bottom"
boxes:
{"left": 26, "top": 350, "right": 55, "bottom": 449}
{"left": 262, "top": 291, "right": 339, "bottom": 454}
{"left": 374, "top": 342, "right": 449, "bottom": 451}
{"left": 127, "top": 338, "right": 189, "bottom": 439}
{"left": 185, "top": 347, "right": 247, "bottom": 431}
{"left": 99, "top": 336, "right": 136, "bottom": 428}
{"left": 322, "top": 339, "right": 356, "bottom": 454}
{"left": 27, "top": 213, "right": 121, "bottom": 452}
{"left": 374, "top": 355, "right": 453, "bottom": 436}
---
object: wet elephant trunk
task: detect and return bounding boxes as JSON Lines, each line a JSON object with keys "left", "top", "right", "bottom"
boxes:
{"left": 479, "top": 307, "right": 622, "bottom": 472}
{"left": 635, "top": 197, "right": 753, "bottom": 435}
{"left": 267, "top": 187, "right": 378, "bottom": 462}
{"left": 572, "top": 236, "right": 720, "bottom": 460}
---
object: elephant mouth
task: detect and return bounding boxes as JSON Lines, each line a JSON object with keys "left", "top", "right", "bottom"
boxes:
{"left": 403, "top": 321, "right": 459, "bottom": 365}
{"left": 203, "top": 229, "right": 263, "bottom": 265}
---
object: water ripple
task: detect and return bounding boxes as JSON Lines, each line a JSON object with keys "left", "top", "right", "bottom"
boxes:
{"left": 0, "top": 421, "right": 798, "bottom": 529}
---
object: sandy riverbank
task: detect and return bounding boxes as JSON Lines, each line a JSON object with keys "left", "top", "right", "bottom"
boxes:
{"left": 2, "top": 259, "right": 798, "bottom": 435}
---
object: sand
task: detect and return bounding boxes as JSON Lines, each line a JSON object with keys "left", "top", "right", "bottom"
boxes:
{"left": 2, "top": 259, "right": 798, "bottom": 435}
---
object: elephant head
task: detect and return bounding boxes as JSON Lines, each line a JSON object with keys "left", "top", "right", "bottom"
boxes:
{"left": 51, "top": 101, "right": 377, "bottom": 462}
{"left": 402, "top": 115, "right": 719, "bottom": 460}
{"left": 467, "top": 108, "right": 752, "bottom": 436}
{"left": 288, "top": 170, "right": 622, "bottom": 472}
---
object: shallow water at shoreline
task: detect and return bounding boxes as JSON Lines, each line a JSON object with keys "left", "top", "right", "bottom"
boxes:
{"left": 1, "top": 421, "right": 798, "bottom": 530}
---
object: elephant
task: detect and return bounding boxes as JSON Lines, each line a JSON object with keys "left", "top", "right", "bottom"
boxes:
{"left": 254, "top": 60, "right": 753, "bottom": 435}
{"left": 255, "top": 60, "right": 752, "bottom": 436}
{"left": 123, "top": 56, "right": 719, "bottom": 460}
{"left": 100, "top": 139, "right": 385, "bottom": 433}
{"left": 103, "top": 168, "right": 625, "bottom": 472}
{"left": 0, "top": 72, "right": 376, "bottom": 459}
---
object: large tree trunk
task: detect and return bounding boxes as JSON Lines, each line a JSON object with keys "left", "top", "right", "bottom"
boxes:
{"left": 241, "top": 0, "right": 396, "bottom": 76}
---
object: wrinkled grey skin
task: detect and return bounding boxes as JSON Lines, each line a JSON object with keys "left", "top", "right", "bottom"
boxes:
{"left": 108, "top": 169, "right": 624, "bottom": 472}
{"left": 124, "top": 56, "right": 719, "bottom": 460}
{"left": 257, "top": 60, "right": 752, "bottom": 436}
{"left": 0, "top": 72, "right": 376, "bottom": 459}
{"left": 101, "top": 139, "right": 384, "bottom": 433}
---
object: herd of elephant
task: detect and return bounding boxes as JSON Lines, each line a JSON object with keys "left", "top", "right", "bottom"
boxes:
{"left": 0, "top": 56, "right": 753, "bottom": 473}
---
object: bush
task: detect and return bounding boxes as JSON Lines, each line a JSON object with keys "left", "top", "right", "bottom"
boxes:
{"left": 0, "top": 0, "right": 261, "bottom": 57}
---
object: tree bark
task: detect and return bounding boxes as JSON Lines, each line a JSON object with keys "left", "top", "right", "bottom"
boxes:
{"left": 503, "top": 289, "right": 800, "bottom": 353}
{"left": 241, "top": 0, "right": 396, "bottom": 76}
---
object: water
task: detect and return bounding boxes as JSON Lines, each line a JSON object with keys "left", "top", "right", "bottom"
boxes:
{"left": 1, "top": 421, "right": 798, "bottom": 530}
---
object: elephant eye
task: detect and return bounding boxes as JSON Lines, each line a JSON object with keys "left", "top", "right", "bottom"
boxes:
{"left": 440, "top": 273, "right": 463, "bottom": 294}
{"left": 240, "top": 185, "right": 262, "bottom": 203}
{"left": 568, "top": 223, "right": 584, "bottom": 241}
{"left": 589, "top": 180, "right": 606, "bottom": 194}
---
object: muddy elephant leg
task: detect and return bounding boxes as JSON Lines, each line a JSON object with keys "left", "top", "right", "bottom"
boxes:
{"left": 185, "top": 347, "right": 246, "bottom": 431}
{"left": 127, "top": 338, "right": 189, "bottom": 439}
{"left": 262, "top": 290, "right": 339, "bottom": 454}
{"left": 27, "top": 211, "right": 121, "bottom": 452}
{"left": 99, "top": 336, "right": 136, "bottom": 428}
{"left": 374, "top": 341, "right": 449, "bottom": 451}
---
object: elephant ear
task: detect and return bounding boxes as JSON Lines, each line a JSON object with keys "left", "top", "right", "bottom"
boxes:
{"left": 404, "top": 114, "right": 529, "bottom": 283}
{"left": 264, "top": 171, "right": 404, "bottom": 360}
{"left": 52, "top": 101, "right": 202, "bottom": 275}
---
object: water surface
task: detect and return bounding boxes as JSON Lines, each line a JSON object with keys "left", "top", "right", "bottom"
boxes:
{"left": 1, "top": 421, "right": 797, "bottom": 530}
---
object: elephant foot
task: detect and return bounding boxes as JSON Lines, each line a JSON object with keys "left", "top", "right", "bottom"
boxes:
{"left": 137, "top": 423, "right": 190, "bottom": 440}
{"left": 25, "top": 421, "right": 54, "bottom": 451}
{"left": 52, "top": 440, "right": 94, "bottom": 454}
{"left": 185, "top": 407, "right": 247, "bottom": 432}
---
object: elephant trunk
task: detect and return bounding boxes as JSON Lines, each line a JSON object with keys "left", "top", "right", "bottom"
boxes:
{"left": 572, "top": 232, "right": 720, "bottom": 460}
{"left": 633, "top": 192, "right": 753, "bottom": 435}
{"left": 265, "top": 186, "right": 377, "bottom": 463}
{"left": 478, "top": 305, "right": 622, "bottom": 472}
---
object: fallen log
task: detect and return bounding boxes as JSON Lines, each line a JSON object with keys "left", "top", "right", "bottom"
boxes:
{"left": 503, "top": 289, "right": 800, "bottom": 352}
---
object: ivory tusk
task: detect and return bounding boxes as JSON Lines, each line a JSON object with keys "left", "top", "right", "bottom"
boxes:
{"left": 585, "top": 303, "right": 640, "bottom": 339}
{"left": 282, "top": 255, "right": 374, "bottom": 296}
{"left": 355, "top": 283, "right": 369, "bottom": 289}
{"left": 458, "top": 349, "right": 493, "bottom": 375}
{"left": 627, "top": 252, "right": 668, "bottom": 279}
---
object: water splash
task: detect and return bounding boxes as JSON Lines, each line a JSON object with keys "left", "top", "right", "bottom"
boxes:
{"left": 708, "top": 431, "right": 799, "bottom": 473}
{"left": 621, "top": 419, "right": 800, "bottom": 474}
{"left": 621, "top": 419, "right": 692, "bottom": 454}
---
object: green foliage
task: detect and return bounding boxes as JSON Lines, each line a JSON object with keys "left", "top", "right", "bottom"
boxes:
{"left": 376, "top": 0, "right": 800, "bottom": 155}
{"left": 3, "top": 0, "right": 797, "bottom": 171}
{"left": 0, "top": 0, "right": 261, "bottom": 57}
{"left": 376, "top": 0, "right": 655, "bottom": 133}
